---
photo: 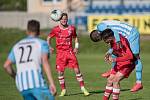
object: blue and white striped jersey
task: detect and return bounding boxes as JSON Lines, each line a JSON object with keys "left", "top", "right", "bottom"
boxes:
{"left": 97, "top": 20, "right": 134, "bottom": 42}
{"left": 8, "top": 36, "right": 50, "bottom": 92}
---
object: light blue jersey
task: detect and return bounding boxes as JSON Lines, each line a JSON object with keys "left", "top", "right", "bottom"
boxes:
{"left": 97, "top": 20, "right": 140, "bottom": 54}
{"left": 98, "top": 20, "right": 143, "bottom": 82}
{"left": 8, "top": 36, "right": 50, "bottom": 92}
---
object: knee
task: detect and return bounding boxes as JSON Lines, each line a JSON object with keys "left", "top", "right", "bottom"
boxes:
{"left": 112, "top": 78, "right": 120, "bottom": 85}
{"left": 58, "top": 71, "right": 64, "bottom": 77}
{"left": 107, "top": 78, "right": 113, "bottom": 86}
{"left": 74, "top": 68, "right": 80, "bottom": 74}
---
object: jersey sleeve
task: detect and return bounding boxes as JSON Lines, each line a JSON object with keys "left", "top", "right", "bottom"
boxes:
{"left": 48, "top": 28, "right": 56, "bottom": 38}
{"left": 8, "top": 48, "right": 16, "bottom": 63}
{"left": 41, "top": 41, "right": 50, "bottom": 54}
{"left": 115, "top": 37, "right": 133, "bottom": 62}
{"left": 72, "top": 26, "right": 77, "bottom": 38}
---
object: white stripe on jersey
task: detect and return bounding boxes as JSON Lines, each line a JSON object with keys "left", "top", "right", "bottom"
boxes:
{"left": 28, "top": 70, "right": 34, "bottom": 89}
{"left": 102, "top": 20, "right": 133, "bottom": 36}
{"left": 13, "top": 37, "right": 47, "bottom": 91}
{"left": 22, "top": 71, "right": 28, "bottom": 90}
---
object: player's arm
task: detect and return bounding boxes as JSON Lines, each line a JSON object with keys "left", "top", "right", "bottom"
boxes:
{"left": 73, "top": 36, "right": 79, "bottom": 54}
{"left": 42, "top": 53, "right": 56, "bottom": 96}
{"left": 41, "top": 42, "right": 56, "bottom": 95}
{"left": 72, "top": 26, "right": 79, "bottom": 54}
{"left": 3, "top": 49, "right": 16, "bottom": 79}
{"left": 47, "top": 29, "right": 55, "bottom": 54}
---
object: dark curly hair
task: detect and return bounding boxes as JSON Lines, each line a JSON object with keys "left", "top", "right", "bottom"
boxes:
{"left": 101, "top": 29, "right": 114, "bottom": 40}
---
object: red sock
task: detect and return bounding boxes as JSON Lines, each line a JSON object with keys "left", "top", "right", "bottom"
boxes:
{"left": 103, "top": 95, "right": 109, "bottom": 100}
{"left": 76, "top": 73, "right": 84, "bottom": 87}
{"left": 103, "top": 86, "right": 113, "bottom": 100}
{"left": 112, "top": 88, "right": 120, "bottom": 100}
{"left": 58, "top": 76, "right": 65, "bottom": 90}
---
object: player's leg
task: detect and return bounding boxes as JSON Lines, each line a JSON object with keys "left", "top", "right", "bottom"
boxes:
{"left": 56, "top": 52, "right": 67, "bottom": 96}
{"left": 131, "top": 58, "right": 143, "bottom": 92}
{"left": 68, "top": 52, "right": 89, "bottom": 96}
{"left": 73, "top": 67, "right": 90, "bottom": 96}
{"left": 112, "top": 72, "right": 124, "bottom": 100}
{"left": 67, "top": 52, "right": 89, "bottom": 96}
{"left": 58, "top": 71, "right": 67, "bottom": 96}
{"left": 101, "top": 54, "right": 116, "bottom": 78}
{"left": 103, "top": 74, "right": 114, "bottom": 100}
{"left": 129, "top": 28, "right": 143, "bottom": 92}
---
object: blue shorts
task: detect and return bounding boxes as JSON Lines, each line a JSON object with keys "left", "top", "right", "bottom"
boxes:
{"left": 128, "top": 27, "right": 140, "bottom": 54}
{"left": 21, "top": 87, "right": 54, "bottom": 100}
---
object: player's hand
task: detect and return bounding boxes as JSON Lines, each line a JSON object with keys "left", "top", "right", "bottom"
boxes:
{"left": 104, "top": 53, "right": 111, "bottom": 63}
{"left": 50, "top": 47, "right": 54, "bottom": 54}
{"left": 108, "top": 56, "right": 116, "bottom": 63}
{"left": 73, "top": 48, "right": 78, "bottom": 54}
{"left": 49, "top": 84, "right": 57, "bottom": 96}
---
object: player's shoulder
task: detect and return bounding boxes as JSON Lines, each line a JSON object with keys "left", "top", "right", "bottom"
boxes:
{"left": 69, "top": 25, "right": 75, "bottom": 28}
{"left": 69, "top": 25, "right": 76, "bottom": 30}
{"left": 36, "top": 38, "right": 48, "bottom": 45}
{"left": 53, "top": 25, "right": 60, "bottom": 30}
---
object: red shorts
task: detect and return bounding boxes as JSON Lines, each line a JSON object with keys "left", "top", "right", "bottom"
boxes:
{"left": 56, "top": 51, "right": 79, "bottom": 72}
{"left": 111, "top": 63, "right": 135, "bottom": 78}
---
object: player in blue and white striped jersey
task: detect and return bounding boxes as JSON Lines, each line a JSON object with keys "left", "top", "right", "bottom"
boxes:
{"left": 4, "top": 20, "right": 56, "bottom": 100}
{"left": 90, "top": 20, "right": 143, "bottom": 92}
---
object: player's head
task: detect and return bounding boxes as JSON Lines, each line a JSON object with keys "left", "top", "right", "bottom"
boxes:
{"left": 60, "top": 13, "right": 68, "bottom": 26}
{"left": 101, "top": 29, "right": 114, "bottom": 44}
{"left": 90, "top": 30, "right": 102, "bottom": 42}
{"left": 27, "top": 20, "right": 40, "bottom": 36}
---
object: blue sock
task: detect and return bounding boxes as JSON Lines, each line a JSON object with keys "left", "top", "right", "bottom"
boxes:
{"left": 135, "top": 59, "right": 143, "bottom": 82}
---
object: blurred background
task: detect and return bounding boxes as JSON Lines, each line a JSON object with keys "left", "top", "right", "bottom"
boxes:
{"left": 0, "top": 0, "right": 150, "bottom": 34}
{"left": 0, "top": 0, "right": 150, "bottom": 100}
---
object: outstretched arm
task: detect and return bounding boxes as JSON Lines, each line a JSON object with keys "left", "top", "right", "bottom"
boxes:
{"left": 47, "top": 35, "right": 54, "bottom": 54}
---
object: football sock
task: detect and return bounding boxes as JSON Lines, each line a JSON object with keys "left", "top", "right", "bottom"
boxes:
{"left": 76, "top": 73, "right": 84, "bottom": 87}
{"left": 103, "top": 86, "right": 113, "bottom": 99}
{"left": 135, "top": 59, "right": 142, "bottom": 82}
{"left": 112, "top": 88, "right": 120, "bottom": 100}
{"left": 58, "top": 76, "right": 65, "bottom": 90}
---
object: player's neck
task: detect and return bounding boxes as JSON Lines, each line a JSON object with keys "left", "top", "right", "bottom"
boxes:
{"left": 59, "top": 24, "right": 68, "bottom": 29}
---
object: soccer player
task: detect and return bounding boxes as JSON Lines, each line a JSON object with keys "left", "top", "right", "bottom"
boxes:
{"left": 47, "top": 13, "right": 89, "bottom": 96}
{"left": 90, "top": 20, "right": 143, "bottom": 92}
{"left": 101, "top": 29, "right": 135, "bottom": 100}
{"left": 3, "top": 20, "right": 56, "bottom": 100}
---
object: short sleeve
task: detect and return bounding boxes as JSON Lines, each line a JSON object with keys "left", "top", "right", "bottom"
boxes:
{"left": 48, "top": 28, "right": 56, "bottom": 38}
{"left": 41, "top": 41, "right": 50, "bottom": 54}
{"left": 72, "top": 26, "right": 77, "bottom": 38}
{"left": 8, "top": 48, "right": 16, "bottom": 63}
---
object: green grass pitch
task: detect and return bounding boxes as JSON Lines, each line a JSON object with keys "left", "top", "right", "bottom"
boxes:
{"left": 0, "top": 28, "right": 150, "bottom": 100}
